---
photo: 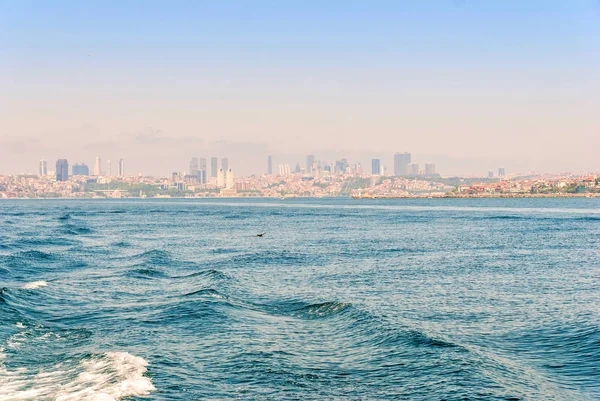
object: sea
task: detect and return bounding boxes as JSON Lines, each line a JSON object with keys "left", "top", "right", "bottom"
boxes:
{"left": 0, "top": 198, "right": 599, "bottom": 401}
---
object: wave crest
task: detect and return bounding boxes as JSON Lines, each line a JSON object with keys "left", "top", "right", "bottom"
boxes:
{"left": 0, "top": 351, "right": 154, "bottom": 401}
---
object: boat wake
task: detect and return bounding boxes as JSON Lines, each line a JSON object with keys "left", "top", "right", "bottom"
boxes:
{"left": 0, "top": 351, "right": 154, "bottom": 401}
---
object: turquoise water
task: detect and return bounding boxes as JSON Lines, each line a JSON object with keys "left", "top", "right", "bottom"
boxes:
{"left": 0, "top": 198, "right": 599, "bottom": 400}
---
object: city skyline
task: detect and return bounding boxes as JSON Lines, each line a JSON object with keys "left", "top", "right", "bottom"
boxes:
{"left": 1, "top": 2, "right": 599, "bottom": 176}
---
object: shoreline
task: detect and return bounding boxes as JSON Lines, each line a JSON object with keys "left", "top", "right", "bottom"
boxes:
{"left": 2, "top": 193, "right": 599, "bottom": 200}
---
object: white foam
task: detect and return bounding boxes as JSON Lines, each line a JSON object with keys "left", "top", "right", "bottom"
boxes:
{"left": 15, "top": 323, "right": 25, "bottom": 329}
{"left": 21, "top": 281, "right": 48, "bottom": 290}
{"left": 0, "top": 352, "right": 155, "bottom": 401}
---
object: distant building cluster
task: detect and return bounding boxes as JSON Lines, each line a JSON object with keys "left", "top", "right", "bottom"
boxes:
{"left": 37, "top": 157, "right": 126, "bottom": 182}
{"left": 266, "top": 152, "right": 438, "bottom": 179}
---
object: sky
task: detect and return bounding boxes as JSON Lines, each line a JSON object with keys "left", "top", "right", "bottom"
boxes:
{"left": 1, "top": 0, "right": 599, "bottom": 176}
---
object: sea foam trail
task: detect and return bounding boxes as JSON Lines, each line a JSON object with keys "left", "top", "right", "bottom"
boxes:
{"left": 0, "top": 352, "right": 155, "bottom": 401}
{"left": 21, "top": 281, "right": 48, "bottom": 290}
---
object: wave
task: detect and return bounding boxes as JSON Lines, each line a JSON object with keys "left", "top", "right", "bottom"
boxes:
{"left": 0, "top": 351, "right": 154, "bottom": 401}
{"left": 21, "top": 281, "right": 48, "bottom": 290}
{"left": 173, "top": 269, "right": 229, "bottom": 280}
{"left": 290, "top": 301, "right": 353, "bottom": 319}
{"left": 183, "top": 288, "right": 228, "bottom": 299}
{"left": 131, "top": 249, "right": 172, "bottom": 265}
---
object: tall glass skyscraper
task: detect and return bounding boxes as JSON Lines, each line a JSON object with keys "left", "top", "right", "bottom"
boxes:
{"left": 189, "top": 157, "right": 199, "bottom": 177}
{"left": 221, "top": 157, "right": 229, "bottom": 171}
{"left": 56, "top": 159, "right": 69, "bottom": 181}
{"left": 199, "top": 158, "right": 207, "bottom": 183}
{"left": 39, "top": 159, "right": 47, "bottom": 176}
{"left": 267, "top": 155, "right": 273, "bottom": 175}
{"left": 371, "top": 159, "right": 381, "bottom": 175}
{"left": 394, "top": 152, "right": 411, "bottom": 176}
{"left": 211, "top": 157, "right": 218, "bottom": 178}
{"left": 306, "top": 154, "right": 315, "bottom": 173}
{"left": 72, "top": 163, "right": 89, "bottom": 176}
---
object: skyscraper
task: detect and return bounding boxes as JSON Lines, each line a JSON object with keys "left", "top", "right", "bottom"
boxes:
{"left": 56, "top": 159, "right": 69, "bottom": 181}
{"left": 94, "top": 156, "right": 101, "bottom": 176}
{"left": 39, "top": 159, "right": 47, "bottom": 176}
{"left": 267, "top": 155, "right": 273, "bottom": 175}
{"left": 199, "top": 158, "right": 207, "bottom": 183}
{"left": 225, "top": 169, "right": 234, "bottom": 189}
{"left": 217, "top": 168, "right": 225, "bottom": 187}
{"left": 72, "top": 163, "right": 89, "bottom": 176}
{"left": 107, "top": 160, "right": 112, "bottom": 176}
{"left": 371, "top": 159, "right": 381, "bottom": 175}
{"left": 394, "top": 152, "right": 411, "bottom": 176}
{"left": 118, "top": 159, "right": 125, "bottom": 176}
{"left": 409, "top": 163, "right": 419, "bottom": 175}
{"left": 189, "top": 157, "right": 199, "bottom": 177}
{"left": 306, "top": 154, "right": 315, "bottom": 173}
{"left": 278, "top": 164, "right": 291, "bottom": 176}
{"left": 498, "top": 168, "right": 506, "bottom": 177}
{"left": 425, "top": 163, "right": 435, "bottom": 175}
{"left": 221, "top": 157, "right": 229, "bottom": 171}
{"left": 211, "top": 157, "right": 218, "bottom": 178}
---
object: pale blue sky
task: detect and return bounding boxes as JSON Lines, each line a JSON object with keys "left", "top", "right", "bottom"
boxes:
{"left": 1, "top": 1, "right": 599, "bottom": 175}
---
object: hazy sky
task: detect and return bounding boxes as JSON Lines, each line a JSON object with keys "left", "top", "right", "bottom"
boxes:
{"left": 1, "top": 0, "right": 599, "bottom": 176}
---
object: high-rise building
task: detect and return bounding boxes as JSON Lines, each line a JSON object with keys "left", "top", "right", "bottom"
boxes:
{"left": 211, "top": 157, "right": 218, "bottom": 178}
{"left": 56, "top": 159, "right": 69, "bottom": 181}
{"left": 107, "top": 160, "right": 112, "bottom": 176}
{"left": 118, "top": 159, "right": 125, "bottom": 176}
{"left": 425, "top": 163, "right": 435, "bottom": 175}
{"left": 488, "top": 171, "right": 494, "bottom": 178}
{"left": 217, "top": 168, "right": 225, "bottom": 188}
{"left": 221, "top": 157, "right": 229, "bottom": 171}
{"left": 94, "top": 156, "right": 101, "bottom": 176}
{"left": 189, "top": 157, "right": 199, "bottom": 177}
{"left": 371, "top": 159, "right": 381, "bottom": 175}
{"left": 225, "top": 169, "right": 234, "bottom": 189}
{"left": 199, "top": 158, "right": 207, "bottom": 183}
{"left": 72, "top": 163, "right": 89, "bottom": 176}
{"left": 335, "top": 159, "right": 348, "bottom": 174}
{"left": 278, "top": 164, "right": 291, "bottom": 177}
{"left": 306, "top": 155, "right": 315, "bottom": 173}
{"left": 267, "top": 156, "right": 273, "bottom": 175}
{"left": 498, "top": 168, "right": 506, "bottom": 177}
{"left": 39, "top": 159, "right": 47, "bottom": 176}
{"left": 409, "top": 163, "right": 419, "bottom": 175}
{"left": 394, "top": 152, "right": 411, "bottom": 176}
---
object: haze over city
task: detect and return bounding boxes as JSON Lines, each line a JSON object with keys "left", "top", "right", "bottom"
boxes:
{"left": 1, "top": 1, "right": 599, "bottom": 176}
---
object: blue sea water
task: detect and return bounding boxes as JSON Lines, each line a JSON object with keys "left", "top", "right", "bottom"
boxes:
{"left": 0, "top": 198, "right": 599, "bottom": 400}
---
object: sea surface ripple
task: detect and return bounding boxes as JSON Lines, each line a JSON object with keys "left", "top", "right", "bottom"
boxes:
{"left": 0, "top": 198, "right": 599, "bottom": 400}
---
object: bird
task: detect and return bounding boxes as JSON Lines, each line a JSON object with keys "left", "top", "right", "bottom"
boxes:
{"left": 256, "top": 232, "right": 266, "bottom": 237}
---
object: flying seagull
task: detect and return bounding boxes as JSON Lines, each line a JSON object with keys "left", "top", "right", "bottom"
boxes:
{"left": 256, "top": 232, "right": 266, "bottom": 237}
